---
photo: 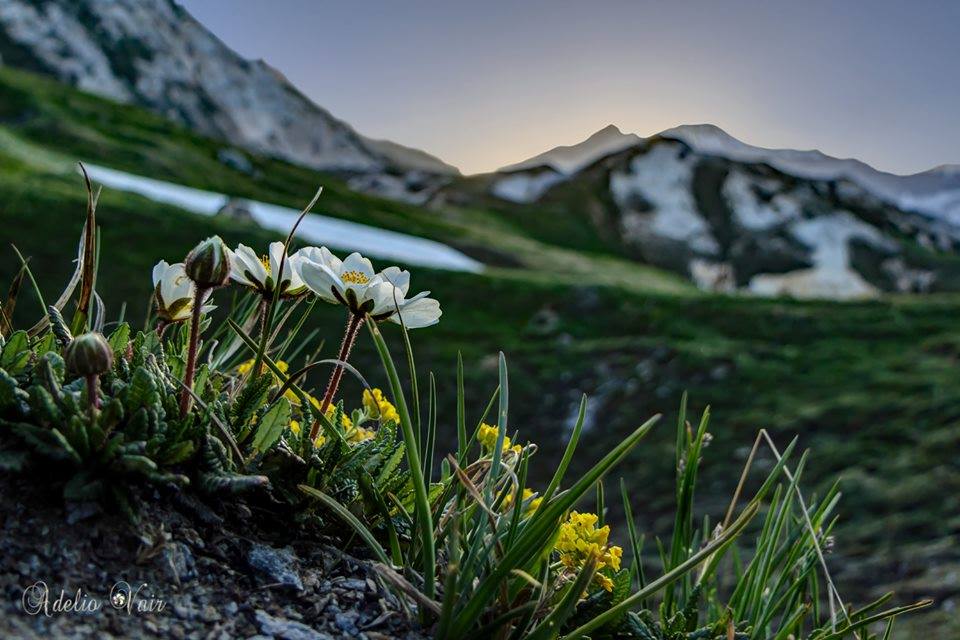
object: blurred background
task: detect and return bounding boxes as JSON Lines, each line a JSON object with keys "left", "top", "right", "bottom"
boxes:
{"left": 0, "top": 1, "right": 958, "bottom": 635}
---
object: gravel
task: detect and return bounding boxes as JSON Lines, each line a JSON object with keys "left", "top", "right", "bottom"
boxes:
{"left": 0, "top": 473, "right": 426, "bottom": 639}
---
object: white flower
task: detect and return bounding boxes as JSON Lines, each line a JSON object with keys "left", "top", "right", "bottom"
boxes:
{"left": 297, "top": 250, "right": 441, "bottom": 327}
{"left": 228, "top": 242, "right": 308, "bottom": 298}
{"left": 375, "top": 266, "right": 442, "bottom": 328}
{"left": 152, "top": 261, "right": 213, "bottom": 323}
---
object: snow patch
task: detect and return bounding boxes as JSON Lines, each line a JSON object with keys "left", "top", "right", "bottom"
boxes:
{"left": 723, "top": 170, "right": 802, "bottom": 231}
{"left": 82, "top": 164, "right": 483, "bottom": 273}
{"left": 747, "top": 212, "right": 892, "bottom": 299}
{"left": 610, "top": 143, "right": 718, "bottom": 255}
{"left": 491, "top": 170, "right": 566, "bottom": 203}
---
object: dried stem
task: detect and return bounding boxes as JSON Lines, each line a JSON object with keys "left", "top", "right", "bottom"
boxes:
{"left": 309, "top": 312, "right": 364, "bottom": 440}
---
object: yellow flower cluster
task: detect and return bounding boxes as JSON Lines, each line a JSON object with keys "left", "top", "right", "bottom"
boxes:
{"left": 477, "top": 423, "right": 522, "bottom": 455}
{"left": 362, "top": 388, "right": 400, "bottom": 423}
{"left": 502, "top": 487, "right": 542, "bottom": 514}
{"left": 555, "top": 511, "right": 623, "bottom": 592}
{"left": 307, "top": 398, "right": 353, "bottom": 429}
{"left": 237, "top": 358, "right": 289, "bottom": 377}
{"left": 346, "top": 425, "right": 375, "bottom": 444}
{"left": 236, "top": 359, "right": 303, "bottom": 404}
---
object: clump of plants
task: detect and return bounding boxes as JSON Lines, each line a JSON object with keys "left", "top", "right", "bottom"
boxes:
{"left": 0, "top": 173, "right": 930, "bottom": 638}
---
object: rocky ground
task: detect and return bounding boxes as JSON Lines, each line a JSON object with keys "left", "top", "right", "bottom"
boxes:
{"left": 0, "top": 473, "right": 426, "bottom": 639}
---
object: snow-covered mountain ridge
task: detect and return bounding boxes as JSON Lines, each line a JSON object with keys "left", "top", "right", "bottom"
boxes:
{"left": 496, "top": 123, "right": 960, "bottom": 224}
{"left": 480, "top": 132, "right": 960, "bottom": 299}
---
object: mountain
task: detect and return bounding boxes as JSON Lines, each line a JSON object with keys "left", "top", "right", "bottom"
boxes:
{"left": 476, "top": 130, "right": 960, "bottom": 298}
{"left": 499, "top": 124, "right": 641, "bottom": 175}
{"left": 0, "top": 0, "right": 458, "bottom": 178}
{"left": 497, "top": 123, "right": 960, "bottom": 223}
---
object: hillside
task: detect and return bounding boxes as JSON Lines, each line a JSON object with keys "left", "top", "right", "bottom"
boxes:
{"left": 0, "top": 0, "right": 457, "bottom": 179}
{"left": 460, "top": 133, "right": 960, "bottom": 298}
{"left": 0, "top": 66, "right": 958, "bottom": 635}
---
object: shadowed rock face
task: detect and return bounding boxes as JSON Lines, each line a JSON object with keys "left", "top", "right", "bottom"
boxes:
{"left": 0, "top": 0, "right": 458, "bottom": 177}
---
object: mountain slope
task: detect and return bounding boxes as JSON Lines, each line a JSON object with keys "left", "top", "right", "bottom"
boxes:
{"left": 496, "top": 123, "right": 960, "bottom": 223}
{"left": 0, "top": 0, "right": 457, "bottom": 177}
{"left": 469, "top": 133, "right": 960, "bottom": 298}
{"left": 499, "top": 124, "right": 641, "bottom": 175}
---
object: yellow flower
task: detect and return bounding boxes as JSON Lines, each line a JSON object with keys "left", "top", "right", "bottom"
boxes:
{"left": 314, "top": 433, "right": 327, "bottom": 448}
{"left": 290, "top": 419, "right": 301, "bottom": 435}
{"left": 346, "top": 425, "right": 375, "bottom": 444}
{"left": 324, "top": 403, "right": 353, "bottom": 428}
{"left": 362, "top": 388, "right": 400, "bottom": 423}
{"left": 237, "top": 359, "right": 289, "bottom": 377}
{"left": 554, "top": 511, "right": 623, "bottom": 592}
{"left": 502, "top": 487, "right": 542, "bottom": 514}
{"left": 595, "top": 573, "right": 614, "bottom": 592}
{"left": 477, "top": 423, "right": 522, "bottom": 455}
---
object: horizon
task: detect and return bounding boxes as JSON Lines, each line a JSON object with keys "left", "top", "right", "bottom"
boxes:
{"left": 178, "top": 0, "right": 960, "bottom": 177}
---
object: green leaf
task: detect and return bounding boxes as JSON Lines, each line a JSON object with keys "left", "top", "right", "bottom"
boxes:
{"left": 107, "top": 323, "right": 131, "bottom": 358}
{"left": 125, "top": 366, "right": 159, "bottom": 412}
{"left": 0, "top": 369, "right": 26, "bottom": 411}
{"left": 251, "top": 397, "right": 290, "bottom": 453}
{"left": 0, "top": 330, "right": 30, "bottom": 373}
{"left": 33, "top": 332, "right": 56, "bottom": 356}
{"left": 231, "top": 372, "right": 273, "bottom": 428}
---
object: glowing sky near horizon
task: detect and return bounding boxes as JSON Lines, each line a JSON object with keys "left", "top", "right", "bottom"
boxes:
{"left": 178, "top": 0, "right": 959, "bottom": 176}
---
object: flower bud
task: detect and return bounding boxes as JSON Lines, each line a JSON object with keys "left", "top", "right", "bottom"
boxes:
{"left": 65, "top": 332, "right": 114, "bottom": 376}
{"left": 184, "top": 236, "right": 230, "bottom": 288}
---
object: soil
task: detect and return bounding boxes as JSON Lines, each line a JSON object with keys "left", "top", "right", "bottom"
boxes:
{"left": 0, "top": 473, "right": 427, "bottom": 639}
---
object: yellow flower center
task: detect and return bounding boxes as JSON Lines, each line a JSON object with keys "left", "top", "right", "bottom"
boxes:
{"left": 341, "top": 270, "right": 369, "bottom": 285}
{"left": 259, "top": 255, "right": 271, "bottom": 274}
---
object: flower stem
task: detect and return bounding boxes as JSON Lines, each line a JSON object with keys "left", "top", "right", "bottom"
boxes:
{"left": 85, "top": 373, "right": 100, "bottom": 415}
{"left": 179, "top": 286, "right": 208, "bottom": 418}
{"left": 309, "top": 312, "right": 364, "bottom": 440}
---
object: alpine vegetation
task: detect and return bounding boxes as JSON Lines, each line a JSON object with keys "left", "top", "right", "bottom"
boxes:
{"left": 0, "top": 175, "right": 930, "bottom": 638}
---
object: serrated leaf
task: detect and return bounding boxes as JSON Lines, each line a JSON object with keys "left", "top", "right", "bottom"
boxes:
{"left": 125, "top": 367, "right": 159, "bottom": 412}
{"left": 252, "top": 397, "right": 291, "bottom": 453}
{"left": 231, "top": 373, "right": 273, "bottom": 428}
{"left": 107, "top": 323, "right": 131, "bottom": 358}
{"left": 159, "top": 440, "right": 195, "bottom": 465}
{"left": 0, "top": 368, "right": 27, "bottom": 412}
{"left": 33, "top": 332, "right": 56, "bottom": 356}
{"left": 117, "top": 454, "right": 159, "bottom": 475}
{"left": 0, "top": 330, "right": 30, "bottom": 373}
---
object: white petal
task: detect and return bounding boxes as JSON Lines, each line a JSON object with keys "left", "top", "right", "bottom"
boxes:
{"left": 285, "top": 252, "right": 307, "bottom": 292}
{"left": 299, "top": 246, "right": 343, "bottom": 273}
{"left": 268, "top": 241, "right": 299, "bottom": 292}
{"left": 389, "top": 296, "right": 441, "bottom": 329}
{"left": 159, "top": 263, "right": 193, "bottom": 307}
{"left": 152, "top": 260, "right": 169, "bottom": 288}
{"left": 378, "top": 266, "right": 410, "bottom": 296}
{"left": 235, "top": 244, "right": 268, "bottom": 287}
{"left": 367, "top": 281, "right": 402, "bottom": 316}
{"left": 340, "top": 252, "right": 375, "bottom": 279}
{"left": 298, "top": 260, "right": 344, "bottom": 304}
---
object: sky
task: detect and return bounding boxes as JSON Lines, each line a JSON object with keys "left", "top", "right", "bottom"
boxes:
{"left": 178, "top": 0, "right": 960, "bottom": 176}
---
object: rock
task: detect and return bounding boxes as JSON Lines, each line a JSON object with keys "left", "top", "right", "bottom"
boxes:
{"left": 334, "top": 611, "right": 360, "bottom": 636}
{"left": 217, "top": 148, "right": 254, "bottom": 175}
{"left": 162, "top": 541, "right": 198, "bottom": 585}
{"left": 247, "top": 544, "right": 303, "bottom": 591}
{"left": 65, "top": 501, "right": 102, "bottom": 524}
{"left": 254, "top": 610, "right": 332, "bottom": 640}
{"left": 216, "top": 198, "right": 256, "bottom": 224}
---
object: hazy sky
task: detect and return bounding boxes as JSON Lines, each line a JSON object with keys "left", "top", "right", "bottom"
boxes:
{"left": 179, "top": 0, "right": 959, "bottom": 176}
